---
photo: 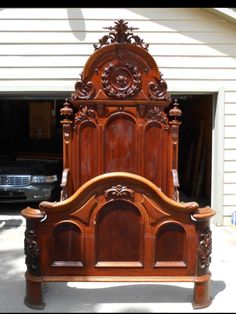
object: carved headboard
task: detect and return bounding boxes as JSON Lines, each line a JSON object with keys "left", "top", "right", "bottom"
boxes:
{"left": 60, "top": 19, "right": 181, "bottom": 201}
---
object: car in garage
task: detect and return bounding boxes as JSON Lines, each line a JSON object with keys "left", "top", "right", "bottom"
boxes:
{"left": 0, "top": 153, "right": 62, "bottom": 203}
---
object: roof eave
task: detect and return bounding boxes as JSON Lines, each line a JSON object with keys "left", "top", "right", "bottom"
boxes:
{"left": 202, "top": 8, "right": 236, "bottom": 25}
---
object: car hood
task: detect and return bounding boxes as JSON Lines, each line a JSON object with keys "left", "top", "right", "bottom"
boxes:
{"left": 0, "top": 158, "right": 61, "bottom": 176}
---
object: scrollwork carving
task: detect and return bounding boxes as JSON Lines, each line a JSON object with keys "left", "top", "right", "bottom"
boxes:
{"left": 94, "top": 19, "right": 149, "bottom": 50}
{"left": 72, "top": 73, "right": 95, "bottom": 100}
{"left": 101, "top": 63, "right": 141, "bottom": 99}
{"left": 104, "top": 184, "right": 134, "bottom": 200}
{"left": 198, "top": 226, "right": 212, "bottom": 270}
{"left": 24, "top": 229, "right": 40, "bottom": 275}
{"left": 148, "top": 74, "right": 171, "bottom": 101}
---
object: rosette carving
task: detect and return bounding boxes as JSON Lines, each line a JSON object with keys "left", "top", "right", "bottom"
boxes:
{"left": 94, "top": 19, "right": 149, "bottom": 50}
{"left": 101, "top": 63, "right": 141, "bottom": 99}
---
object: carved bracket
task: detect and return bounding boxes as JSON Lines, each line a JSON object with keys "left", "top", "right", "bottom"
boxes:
{"left": 24, "top": 229, "right": 40, "bottom": 275}
{"left": 94, "top": 19, "right": 149, "bottom": 50}
{"left": 198, "top": 226, "right": 212, "bottom": 270}
{"left": 104, "top": 184, "right": 134, "bottom": 200}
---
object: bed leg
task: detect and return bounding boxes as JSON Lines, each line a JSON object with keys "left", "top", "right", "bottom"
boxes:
{"left": 24, "top": 272, "right": 45, "bottom": 309}
{"left": 192, "top": 274, "right": 212, "bottom": 309}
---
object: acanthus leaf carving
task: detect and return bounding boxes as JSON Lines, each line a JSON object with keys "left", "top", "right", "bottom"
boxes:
{"left": 94, "top": 19, "right": 149, "bottom": 50}
{"left": 24, "top": 229, "right": 40, "bottom": 275}
{"left": 74, "top": 105, "right": 96, "bottom": 128}
{"left": 198, "top": 226, "right": 212, "bottom": 270}
{"left": 146, "top": 106, "right": 170, "bottom": 130}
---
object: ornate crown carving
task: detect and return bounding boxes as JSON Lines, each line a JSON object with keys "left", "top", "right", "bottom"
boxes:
{"left": 94, "top": 19, "right": 149, "bottom": 50}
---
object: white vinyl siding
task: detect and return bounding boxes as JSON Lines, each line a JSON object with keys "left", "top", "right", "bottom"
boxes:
{"left": 0, "top": 7, "right": 236, "bottom": 225}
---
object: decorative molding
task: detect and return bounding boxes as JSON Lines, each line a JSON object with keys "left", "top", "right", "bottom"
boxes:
{"left": 101, "top": 63, "right": 141, "bottom": 99}
{"left": 24, "top": 229, "right": 40, "bottom": 275}
{"left": 198, "top": 226, "right": 212, "bottom": 270}
{"left": 94, "top": 19, "right": 149, "bottom": 50}
{"left": 147, "top": 74, "right": 171, "bottom": 101}
{"left": 104, "top": 184, "right": 134, "bottom": 200}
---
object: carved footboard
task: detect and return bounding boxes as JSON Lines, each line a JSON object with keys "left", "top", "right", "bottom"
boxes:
{"left": 21, "top": 172, "right": 215, "bottom": 309}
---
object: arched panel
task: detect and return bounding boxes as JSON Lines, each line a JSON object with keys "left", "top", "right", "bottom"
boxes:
{"left": 52, "top": 222, "right": 84, "bottom": 265}
{"left": 95, "top": 200, "right": 143, "bottom": 264}
{"left": 79, "top": 122, "right": 98, "bottom": 186}
{"left": 155, "top": 222, "right": 186, "bottom": 266}
{"left": 104, "top": 114, "right": 138, "bottom": 173}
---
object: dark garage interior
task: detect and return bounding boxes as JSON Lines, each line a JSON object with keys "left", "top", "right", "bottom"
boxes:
{"left": 0, "top": 94, "right": 213, "bottom": 211}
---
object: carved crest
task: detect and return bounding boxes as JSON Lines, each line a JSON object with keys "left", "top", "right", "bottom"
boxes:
{"left": 104, "top": 184, "right": 134, "bottom": 200}
{"left": 101, "top": 62, "right": 141, "bottom": 99}
{"left": 24, "top": 229, "right": 40, "bottom": 275}
{"left": 94, "top": 19, "right": 149, "bottom": 50}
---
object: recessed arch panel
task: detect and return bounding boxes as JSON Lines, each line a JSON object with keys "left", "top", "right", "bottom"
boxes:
{"left": 52, "top": 222, "right": 84, "bottom": 264}
{"left": 104, "top": 114, "right": 138, "bottom": 174}
{"left": 95, "top": 200, "right": 142, "bottom": 263}
{"left": 155, "top": 222, "right": 186, "bottom": 266}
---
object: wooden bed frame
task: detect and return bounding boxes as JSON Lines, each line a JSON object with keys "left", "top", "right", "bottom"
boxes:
{"left": 21, "top": 20, "right": 215, "bottom": 309}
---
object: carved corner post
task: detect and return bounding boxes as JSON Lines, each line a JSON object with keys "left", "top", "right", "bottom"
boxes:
{"left": 60, "top": 99, "right": 73, "bottom": 199}
{"left": 21, "top": 207, "right": 46, "bottom": 309}
{"left": 168, "top": 99, "right": 182, "bottom": 201}
{"left": 192, "top": 207, "right": 215, "bottom": 309}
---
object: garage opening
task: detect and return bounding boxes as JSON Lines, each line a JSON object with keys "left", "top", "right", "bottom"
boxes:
{"left": 0, "top": 93, "right": 213, "bottom": 209}
{"left": 175, "top": 94, "right": 213, "bottom": 207}
{"left": 0, "top": 95, "right": 66, "bottom": 209}
{"left": 0, "top": 97, "right": 64, "bottom": 157}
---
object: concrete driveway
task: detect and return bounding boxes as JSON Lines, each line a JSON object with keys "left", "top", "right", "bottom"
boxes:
{"left": 0, "top": 212, "right": 235, "bottom": 313}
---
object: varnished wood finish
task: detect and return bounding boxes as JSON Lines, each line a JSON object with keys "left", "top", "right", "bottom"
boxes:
{"left": 21, "top": 20, "right": 215, "bottom": 309}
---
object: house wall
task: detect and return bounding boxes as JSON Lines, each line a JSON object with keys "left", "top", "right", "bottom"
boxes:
{"left": 0, "top": 7, "right": 235, "bottom": 225}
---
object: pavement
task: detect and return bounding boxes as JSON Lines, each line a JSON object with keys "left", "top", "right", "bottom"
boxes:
{"left": 0, "top": 213, "right": 236, "bottom": 313}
